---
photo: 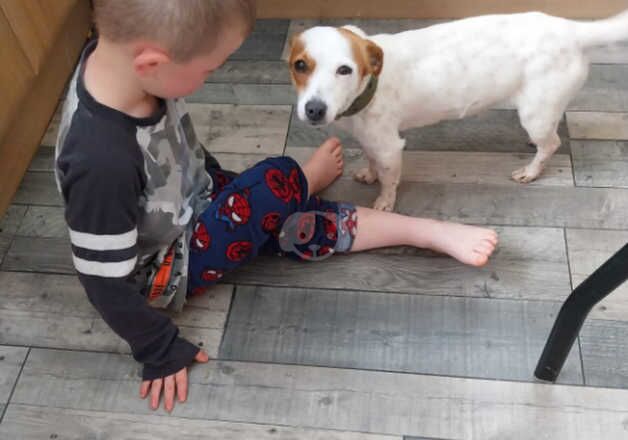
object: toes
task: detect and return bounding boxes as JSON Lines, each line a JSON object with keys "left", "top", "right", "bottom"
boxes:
{"left": 474, "top": 241, "right": 494, "bottom": 256}
{"left": 511, "top": 167, "right": 538, "bottom": 184}
{"left": 480, "top": 235, "right": 498, "bottom": 248}
{"left": 471, "top": 251, "right": 489, "bottom": 267}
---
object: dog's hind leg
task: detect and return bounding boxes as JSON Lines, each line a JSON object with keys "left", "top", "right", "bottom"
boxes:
{"left": 512, "top": 125, "right": 561, "bottom": 183}
{"left": 513, "top": 56, "right": 588, "bottom": 183}
{"left": 513, "top": 97, "right": 568, "bottom": 183}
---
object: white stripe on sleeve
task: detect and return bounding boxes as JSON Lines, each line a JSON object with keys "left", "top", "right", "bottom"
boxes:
{"left": 69, "top": 228, "right": 137, "bottom": 251}
{"left": 72, "top": 255, "right": 137, "bottom": 278}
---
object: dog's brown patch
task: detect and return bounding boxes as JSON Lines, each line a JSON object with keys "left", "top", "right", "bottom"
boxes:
{"left": 288, "top": 33, "right": 315, "bottom": 92}
{"left": 338, "top": 28, "right": 384, "bottom": 78}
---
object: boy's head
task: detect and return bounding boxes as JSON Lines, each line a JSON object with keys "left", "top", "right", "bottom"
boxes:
{"left": 93, "top": 0, "right": 256, "bottom": 98}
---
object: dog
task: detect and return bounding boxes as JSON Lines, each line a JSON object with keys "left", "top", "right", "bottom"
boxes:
{"left": 288, "top": 10, "right": 628, "bottom": 211}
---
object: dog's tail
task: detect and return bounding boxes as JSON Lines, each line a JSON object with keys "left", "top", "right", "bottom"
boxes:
{"left": 574, "top": 9, "right": 628, "bottom": 48}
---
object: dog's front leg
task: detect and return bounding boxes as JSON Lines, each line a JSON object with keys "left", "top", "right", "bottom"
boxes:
{"left": 353, "top": 156, "right": 378, "bottom": 184}
{"left": 365, "top": 135, "right": 405, "bottom": 212}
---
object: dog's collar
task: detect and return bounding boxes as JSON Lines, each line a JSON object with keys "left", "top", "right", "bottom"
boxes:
{"left": 336, "top": 75, "right": 378, "bottom": 120}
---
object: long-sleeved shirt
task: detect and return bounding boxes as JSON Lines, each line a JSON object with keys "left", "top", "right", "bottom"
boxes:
{"left": 55, "top": 39, "right": 217, "bottom": 380}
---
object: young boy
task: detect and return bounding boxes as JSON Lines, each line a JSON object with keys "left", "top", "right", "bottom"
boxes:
{"left": 55, "top": 0, "right": 498, "bottom": 412}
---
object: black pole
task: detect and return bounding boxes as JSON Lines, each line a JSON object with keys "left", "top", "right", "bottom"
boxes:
{"left": 534, "top": 242, "right": 628, "bottom": 382}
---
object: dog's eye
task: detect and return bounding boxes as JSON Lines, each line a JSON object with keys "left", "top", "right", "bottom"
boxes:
{"left": 337, "top": 65, "right": 353, "bottom": 75}
{"left": 294, "top": 60, "right": 307, "bottom": 73}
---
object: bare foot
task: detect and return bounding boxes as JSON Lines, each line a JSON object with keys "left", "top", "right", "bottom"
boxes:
{"left": 302, "top": 137, "right": 344, "bottom": 196}
{"left": 424, "top": 221, "right": 498, "bottom": 267}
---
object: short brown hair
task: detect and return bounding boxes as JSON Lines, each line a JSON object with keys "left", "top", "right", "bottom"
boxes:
{"left": 93, "top": 0, "right": 256, "bottom": 61}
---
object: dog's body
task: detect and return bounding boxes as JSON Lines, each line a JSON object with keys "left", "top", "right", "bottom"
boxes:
{"left": 288, "top": 11, "right": 628, "bottom": 211}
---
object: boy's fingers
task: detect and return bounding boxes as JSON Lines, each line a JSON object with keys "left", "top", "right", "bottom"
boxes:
{"left": 176, "top": 368, "right": 188, "bottom": 403}
{"left": 195, "top": 349, "right": 210, "bottom": 363}
{"left": 139, "top": 380, "right": 151, "bottom": 399}
{"left": 164, "top": 375, "right": 176, "bottom": 412}
{"left": 150, "top": 378, "right": 163, "bottom": 410}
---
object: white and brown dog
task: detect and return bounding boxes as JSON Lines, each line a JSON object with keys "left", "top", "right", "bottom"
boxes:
{"left": 288, "top": 11, "right": 628, "bottom": 211}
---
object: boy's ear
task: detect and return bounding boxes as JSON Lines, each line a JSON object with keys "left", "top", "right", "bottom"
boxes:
{"left": 133, "top": 46, "right": 171, "bottom": 76}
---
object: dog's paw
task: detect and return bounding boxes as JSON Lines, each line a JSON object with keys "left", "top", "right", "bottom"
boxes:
{"left": 373, "top": 195, "right": 395, "bottom": 212}
{"left": 353, "top": 167, "right": 378, "bottom": 184}
{"left": 511, "top": 166, "right": 539, "bottom": 183}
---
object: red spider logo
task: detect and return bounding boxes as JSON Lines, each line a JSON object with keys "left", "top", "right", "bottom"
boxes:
{"left": 265, "top": 168, "right": 302, "bottom": 204}
{"left": 226, "top": 241, "right": 254, "bottom": 262}
{"left": 217, "top": 190, "right": 251, "bottom": 230}
{"left": 190, "top": 221, "right": 211, "bottom": 252}
{"left": 208, "top": 171, "right": 231, "bottom": 202}
{"left": 261, "top": 212, "right": 282, "bottom": 234}
{"left": 201, "top": 269, "right": 224, "bottom": 282}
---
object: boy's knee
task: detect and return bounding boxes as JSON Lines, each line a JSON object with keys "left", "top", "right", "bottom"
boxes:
{"left": 255, "top": 156, "right": 302, "bottom": 174}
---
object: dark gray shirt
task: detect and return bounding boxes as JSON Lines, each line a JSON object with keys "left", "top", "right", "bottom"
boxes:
{"left": 54, "top": 40, "right": 215, "bottom": 379}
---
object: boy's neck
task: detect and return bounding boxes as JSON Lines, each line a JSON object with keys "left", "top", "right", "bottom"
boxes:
{"left": 84, "top": 39, "right": 159, "bottom": 119}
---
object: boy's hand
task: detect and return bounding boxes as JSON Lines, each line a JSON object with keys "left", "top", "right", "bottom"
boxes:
{"left": 140, "top": 349, "right": 209, "bottom": 412}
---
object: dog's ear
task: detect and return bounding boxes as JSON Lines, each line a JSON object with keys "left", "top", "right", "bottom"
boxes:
{"left": 341, "top": 24, "right": 367, "bottom": 38}
{"left": 366, "top": 40, "right": 383, "bottom": 76}
{"left": 284, "top": 32, "right": 304, "bottom": 62}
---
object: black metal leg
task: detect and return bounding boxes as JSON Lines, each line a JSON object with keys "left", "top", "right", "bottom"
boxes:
{"left": 534, "top": 243, "right": 628, "bottom": 382}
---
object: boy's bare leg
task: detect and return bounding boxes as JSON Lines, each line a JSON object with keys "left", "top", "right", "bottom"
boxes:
{"left": 302, "top": 137, "right": 344, "bottom": 196}
{"left": 299, "top": 138, "right": 497, "bottom": 266}
{"left": 351, "top": 207, "right": 498, "bottom": 267}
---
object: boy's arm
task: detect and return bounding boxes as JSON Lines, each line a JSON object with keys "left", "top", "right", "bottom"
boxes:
{"left": 61, "top": 157, "right": 200, "bottom": 380}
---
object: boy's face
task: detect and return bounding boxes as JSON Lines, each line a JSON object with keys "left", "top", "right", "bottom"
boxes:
{"left": 137, "top": 29, "right": 246, "bottom": 99}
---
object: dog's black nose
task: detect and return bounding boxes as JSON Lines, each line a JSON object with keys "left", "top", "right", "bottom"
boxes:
{"left": 305, "top": 99, "right": 327, "bottom": 123}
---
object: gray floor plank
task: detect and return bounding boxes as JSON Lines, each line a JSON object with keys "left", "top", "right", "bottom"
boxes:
{"left": 213, "top": 152, "right": 272, "bottom": 173}
{"left": 207, "top": 60, "right": 290, "bottom": 84}
{"left": 12, "top": 349, "right": 628, "bottom": 439}
{"left": 221, "top": 285, "right": 583, "bottom": 384}
{"left": 569, "top": 64, "right": 628, "bottom": 112}
{"left": 0, "top": 205, "right": 27, "bottom": 235}
{"left": 566, "top": 229, "right": 628, "bottom": 322}
{"left": 572, "top": 140, "right": 628, "bottom": 187}
{"left": 567, "top": 111, "right": 628, "bottom": 140}
{"left": 287, "top": 147, "right": 574, "bottom": 187}
{"left": 187, "top": 103, "right": 290, "bottom": 155}
{"left": 11, "top": 172, "right": 62, "bottom": 207}
{"left": 0, "top": 346, "right": 28, "bottom": 406}
{"left": 2, "top": 236, "right": 71, "bottom": 272}
{"left": 40, "top": 102, "right": 62, "bottom": 147}
{"left": 0, "top": 271, "right": 232, "bottom": 358}
{"left": 405, "top": 438, "right": 451, "bottom": 440}
{"left": 588, "top": 42, "right": 628, "bottom": 64}
{"left": 320, "top": 180, "right": 628, "bottom": 229}
{"left": 227, "top": 226, "right": 571, "bottom": 300}
{"left": 4, "top": 227, "right": 573, "bottom": 304}
{"left": 0, "top": 234, "right": 11, "bottom": 266}
{"left": 0, "top": 405, "right": 399, "bottom": 440}
{"left": 287, "top": 110, "right": 570, "bottom": 154}
{"left": 229, "top": 19, "right": 289, "bottom": 61}
{"left": 189, "top": 83, "right": 295, "bottom": 105}
{"left": 193, "top": 71, "right": 628, "bottom": 111}
{"left": 16, "top": 205, "right": 67, "bottom": 238}
{"left": 27, "top": 145, "right": 55, "bottom": 172}
{"left": 580, "top": 319, "right": 628, "bottom": 389}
